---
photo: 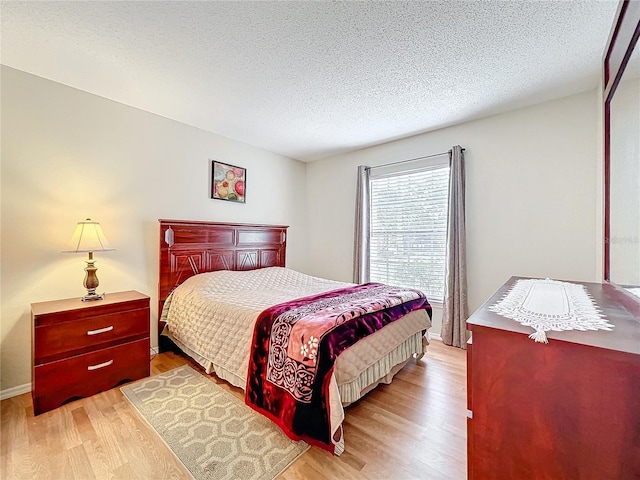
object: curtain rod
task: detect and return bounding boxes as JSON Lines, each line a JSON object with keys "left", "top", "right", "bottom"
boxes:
{"left": 365, "top": 148, "right": 465, "bottom": 171}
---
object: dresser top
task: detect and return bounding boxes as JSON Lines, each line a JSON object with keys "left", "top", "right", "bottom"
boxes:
{"left": 31, "top": 290, "right": 149, "bottom": 316}
{"left": 467, "top": 277, "right": 640, "bottom": 355}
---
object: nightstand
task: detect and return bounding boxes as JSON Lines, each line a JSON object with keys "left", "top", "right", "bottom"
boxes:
{"left": 31, "top": 290, "right": 150, "bottom": 415}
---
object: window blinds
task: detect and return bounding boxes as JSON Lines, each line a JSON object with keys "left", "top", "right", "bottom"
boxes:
{"left": 369, "top": 164, "right": 450, "bottom": 301}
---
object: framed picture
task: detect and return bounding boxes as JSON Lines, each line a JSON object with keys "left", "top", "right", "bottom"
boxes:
{"left": 211, "top": 160, "right": 246, "bottom": 203}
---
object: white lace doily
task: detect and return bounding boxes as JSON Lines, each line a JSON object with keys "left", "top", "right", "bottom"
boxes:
{"left": 488, "top": 278, "right": 613, "bottom": 343}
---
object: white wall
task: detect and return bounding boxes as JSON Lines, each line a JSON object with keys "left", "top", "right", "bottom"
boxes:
{"left": 0, "top": 66, "right": 604, "bottom": 392}
{"left": 306, "top": 91, "right": 601, "bottom": 335}
{"left": 0, "top": 66, "right": 308, "bottom": 392}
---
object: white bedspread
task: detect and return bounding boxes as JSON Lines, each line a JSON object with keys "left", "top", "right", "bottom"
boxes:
{"left": 161, "top": 267, "right": 432, "bottom": 454}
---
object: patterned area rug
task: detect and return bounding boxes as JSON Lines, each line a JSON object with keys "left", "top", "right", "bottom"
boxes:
{"left": 121, "top": 365, "right": 309, "bottom": 480}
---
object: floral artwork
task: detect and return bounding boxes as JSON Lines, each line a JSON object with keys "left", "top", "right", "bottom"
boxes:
{"left": 211, "top": 161, "right": 246, "bottom": 203}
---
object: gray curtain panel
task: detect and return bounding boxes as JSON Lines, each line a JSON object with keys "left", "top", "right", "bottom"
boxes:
{"left": 353, "top": 165, "right": 371, "bottom": 284}
{"left": 441, "top": 145, "right": 470, "bottom": 349}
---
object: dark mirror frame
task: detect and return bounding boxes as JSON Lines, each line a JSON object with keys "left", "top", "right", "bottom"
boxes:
{"left": 603, "top": 0, "right": 640, "bottom": 314}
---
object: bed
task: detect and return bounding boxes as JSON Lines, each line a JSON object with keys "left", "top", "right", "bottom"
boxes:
{"left": 158, "top": 219, "right": 432, "bottom": 454}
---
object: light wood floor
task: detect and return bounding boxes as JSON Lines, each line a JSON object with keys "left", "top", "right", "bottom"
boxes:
{"left": 1, "top": 340, "right": 467, "bottom": 480}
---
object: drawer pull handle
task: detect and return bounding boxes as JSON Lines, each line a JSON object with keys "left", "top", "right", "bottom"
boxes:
{"left": 87, "top": 326, "right": 114, "bottom": 336}
{"left": 87, "top": 360, "right": 113, "bottom": 371}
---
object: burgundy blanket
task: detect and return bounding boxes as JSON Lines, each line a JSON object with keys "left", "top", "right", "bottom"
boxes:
{"left": 245, "top": 283, "right": 431, "bottom": 453}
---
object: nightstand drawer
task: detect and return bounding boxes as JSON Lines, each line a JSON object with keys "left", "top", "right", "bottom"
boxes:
{"left": 33, "top": 338, "right": 149, "bottom": 415}
{"left": 34, "top": 307, "right": 149, "bottom": 363}
{"left": 31, "top": 291, "right": 151, "bottom": 415}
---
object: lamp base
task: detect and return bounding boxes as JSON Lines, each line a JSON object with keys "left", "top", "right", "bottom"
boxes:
{"left": 82, "top": 254, "right": 104, "bottom": 301}
{"left": 82, "top": 293, "right": 105, "bottom": 302}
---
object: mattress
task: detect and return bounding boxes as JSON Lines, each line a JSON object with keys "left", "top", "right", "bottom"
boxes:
{"left": 161, "top": 266, "right": 432, "bottom": 453}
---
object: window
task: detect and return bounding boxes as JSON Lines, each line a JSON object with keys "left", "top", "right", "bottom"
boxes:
{"left": 369, "top": 162, "right": 450, "bottom": 301}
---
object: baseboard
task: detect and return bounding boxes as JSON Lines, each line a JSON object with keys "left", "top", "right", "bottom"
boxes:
{"left": 1, "top": 382, "right": 31, "bottom": 401}
{"left": 429, "top": 332, "right": 443, "bottom": 341}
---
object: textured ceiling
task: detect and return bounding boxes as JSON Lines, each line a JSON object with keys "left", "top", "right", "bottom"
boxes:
{"left": 1, "top": 1, "right": 618, "bottom": 161}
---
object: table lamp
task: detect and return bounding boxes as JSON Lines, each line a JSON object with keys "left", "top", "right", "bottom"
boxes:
{"left": 63, "top": 218, "right": 115, "bottom": 301}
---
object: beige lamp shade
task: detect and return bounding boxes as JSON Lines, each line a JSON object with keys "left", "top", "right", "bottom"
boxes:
{"left": 63, "top": 218, "right": 115, "bottom": 301}
{"left": 63, "top": 218, "right": 115, "bottom": 253}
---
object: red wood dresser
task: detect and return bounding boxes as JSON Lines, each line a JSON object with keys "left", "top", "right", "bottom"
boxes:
{"left": 31, "top": 290, "right": 150, "bottom": 415}
{"left": 466, "top": 277, "right": 640, "bottom": 480}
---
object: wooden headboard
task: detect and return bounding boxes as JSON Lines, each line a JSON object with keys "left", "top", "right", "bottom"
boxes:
{"left": 158, "top": 219, "right": 288, "bottom": 332}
